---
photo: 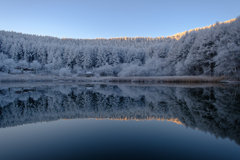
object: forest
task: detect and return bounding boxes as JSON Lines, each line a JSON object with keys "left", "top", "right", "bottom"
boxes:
{"left": 0, "top": 17, "right": 239, "bottom": 78}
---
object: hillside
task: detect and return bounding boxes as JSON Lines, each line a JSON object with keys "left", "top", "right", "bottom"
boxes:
{"left": 0, "top": 17, "right": 239, "bottom": 78}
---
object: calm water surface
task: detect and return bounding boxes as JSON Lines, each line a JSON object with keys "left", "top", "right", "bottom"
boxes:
{"left": 0, "top": 83, "right": 239, "bottom": 160}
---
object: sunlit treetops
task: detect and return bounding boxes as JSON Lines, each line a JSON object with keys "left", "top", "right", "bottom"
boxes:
{"left": 171, "top": 18, "right": 237, "bottom": 40}
{"left": 61, "top": 18, "right": 237, "bottom": 40}
{"left": 1, "top": 18, "right": 237, "bottom": 42}
{"left": 95, "top": 117, "right": 183, "bottom": 125}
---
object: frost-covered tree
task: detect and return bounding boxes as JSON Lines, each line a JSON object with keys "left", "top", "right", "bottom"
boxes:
{"left": 59, "top": 67, "right": 71, "bottom": 76}
{"left": 30, "top": 60, "right": 41, "bottom": 73}
{"left": 17, "top": 60, "right": 29, "bottom": 73}
{"left": 96, "top": 46, "right": 107, "bottom": 67}
{"left": 214, "top": 44, "right": 240, "bottom": 78}
{"left": 3, "top": 59, "right": 16, "bottom": 73}
{"left": 0, "top": 52, "right": 8, "bottom": 71}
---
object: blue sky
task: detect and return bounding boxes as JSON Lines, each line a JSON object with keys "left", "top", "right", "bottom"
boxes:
{"left": 1, "top": 0, "right": 239, "bottom": 39}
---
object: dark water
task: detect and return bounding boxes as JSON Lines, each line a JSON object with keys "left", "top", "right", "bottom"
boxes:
{"left": 0, "top": 83, "right": 239, "bottom": 160}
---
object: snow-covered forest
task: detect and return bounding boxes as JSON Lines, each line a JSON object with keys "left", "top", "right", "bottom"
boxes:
{"left": 0, "top": 85, "right": 239, "bottom": 144}
{"left": 0, "top": 17, "right": 239, "bottom": 77}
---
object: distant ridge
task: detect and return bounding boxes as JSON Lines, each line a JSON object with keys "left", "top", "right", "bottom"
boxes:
{"left": 1, "top": 18, "right": 237, "bottom": 40}
{"left": 63, "top": 18, "right": 238, "bottom": 40}
{"left": 171, "top": 18, "right": 237, "bottom": 40}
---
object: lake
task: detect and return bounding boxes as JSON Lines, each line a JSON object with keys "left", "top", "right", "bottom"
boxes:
{"left": 0, "top": 83, "right": 239, "bottom": 160}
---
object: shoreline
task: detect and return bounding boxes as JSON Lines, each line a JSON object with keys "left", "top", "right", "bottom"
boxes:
{"left": 0, "top": 74, "right": 238, "bottom": 84}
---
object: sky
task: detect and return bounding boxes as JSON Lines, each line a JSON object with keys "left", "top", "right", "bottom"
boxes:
{"left": 1, "top": 0, "right": 240, "bottom": 39}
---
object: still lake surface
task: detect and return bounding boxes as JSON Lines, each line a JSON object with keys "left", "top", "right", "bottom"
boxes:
{"left": 0, "top": 83, "right": 239, "bottom": 160}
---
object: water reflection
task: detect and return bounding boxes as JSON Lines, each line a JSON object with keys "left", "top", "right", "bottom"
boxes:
{"left": 0, "top": 84, "right": 239, "bottom": 145}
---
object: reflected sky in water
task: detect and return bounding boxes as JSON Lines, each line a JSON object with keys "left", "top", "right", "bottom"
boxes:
{"left": 0, "top": 83, "right": 239, "bottom": 160}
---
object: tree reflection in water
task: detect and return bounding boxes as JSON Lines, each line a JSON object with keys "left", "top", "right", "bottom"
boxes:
{"left": 0, "top": 84, "right": 239, "bottom": 145}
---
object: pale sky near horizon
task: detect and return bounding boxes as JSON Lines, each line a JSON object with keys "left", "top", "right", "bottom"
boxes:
{"left": 1, "top": 0, "right": 240, "bottom": 39}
